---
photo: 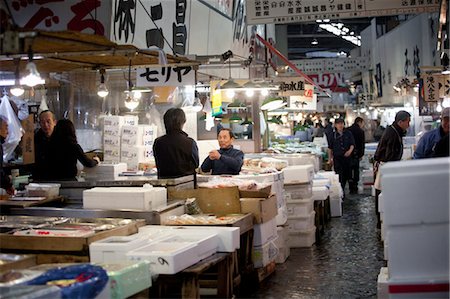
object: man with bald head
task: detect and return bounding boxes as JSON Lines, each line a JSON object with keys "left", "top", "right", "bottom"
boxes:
{"left": 33, "top": 110, "right": 57, "bottom": 180}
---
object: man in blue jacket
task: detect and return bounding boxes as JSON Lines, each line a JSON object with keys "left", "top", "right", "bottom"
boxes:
{"left": 201, "top": 128, "right": 244, "bottom": 175}
{"left": 414, "top": 107, "right": 449, "bottom": 159}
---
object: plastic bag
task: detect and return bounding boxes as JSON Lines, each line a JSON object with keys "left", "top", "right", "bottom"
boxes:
{"left": 26, "top": 264, "right": 108, "bottom": 299}
{"left": 0, "top": 95, "right": 23, "bottom": 161}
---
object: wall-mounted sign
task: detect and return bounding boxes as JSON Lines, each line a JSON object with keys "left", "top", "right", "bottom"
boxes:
{"left": 246, "top": 0, "right": 440, "bottom": 25}
{"left": 0, "top": 0, "right": 111, "bottom": 36}
{"left": 289, "top": 94, "right": 317, "bottom": 111}
{"left": 136, "top": 66, "right": 195, "bottom": 87}
{"left": 289, "top": 57, "right": 370, "bottom": 74}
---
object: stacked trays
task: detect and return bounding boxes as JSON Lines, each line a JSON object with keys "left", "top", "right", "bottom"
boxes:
{"left": 121, "top": 125, "right": 157, "bottom": 171}
{"left": 283, "top": 164, "right": 316, "bottom": 248}
{"left": 103, "top": 116, "right": 138, "bottom": 164}
{"left": 315, "top": 172, "right": 343, "bottom": 217}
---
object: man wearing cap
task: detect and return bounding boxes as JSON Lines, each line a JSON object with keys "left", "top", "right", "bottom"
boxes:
{"left": 414, "top": 107, "right": 449, "bottom": 159}
{"left": 373, "top": 110, "right": 411, "bottom": 228}
{"left": 327, "top": 118, "right": 355, "bottom": 197}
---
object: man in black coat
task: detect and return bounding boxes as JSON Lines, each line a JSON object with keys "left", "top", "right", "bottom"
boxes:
{"left": 348, "top": 117, "right": 365, "bottom": 194}
{"left": 33, "top": 110, "right": 56, "bottom": 181}
{"left": 373, "top": 110, "right": 411, "bottom": 227}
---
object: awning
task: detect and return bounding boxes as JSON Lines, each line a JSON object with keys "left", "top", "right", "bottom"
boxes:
{"left": 0, "top": 30, "right": 199, "bottom": 74}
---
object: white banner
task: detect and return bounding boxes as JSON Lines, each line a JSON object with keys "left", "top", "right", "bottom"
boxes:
{"left": 0, "top": 0, "right": 111, "bottom": 36}
{"left": 290, "top": 57, "right": 370, "bottom": 74}
{"left": 246, "top": 0, "right": 440, "bottom": 25}
{"left": 136, "top": 66, "right": 195, "bottom": 86}
{"left": 111, "top": 0, "right": 190, "bottom": 55}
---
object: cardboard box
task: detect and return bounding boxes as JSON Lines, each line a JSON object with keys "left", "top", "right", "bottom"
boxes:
{"left": 239, "top": 185, "right": 272, "bottom": 198}
{"left": 169, "top": 187, "right": 241, "bottom": 216}
{"left": 240, "top": 195, "right": 277, "bottom": 224}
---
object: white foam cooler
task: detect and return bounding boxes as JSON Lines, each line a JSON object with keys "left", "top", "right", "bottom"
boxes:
{"left": 252, "top": 237, "right": 279, "bottom": 268}
{"left": 138, "top": 225, "right": 240, "bottom": 252}
{"left": 286, "top": 211, "right": 315, "bottom": 232}
{"left": 84, "top": 163, "right": 128, "bottom": 181}
{"left": 287, "top": 227, "right": 316, "bottom": 248}
{"left": 160, "top": 232, "right": 219, "bottom": 260}
{"left": 283, "top": 165, "right": 314, "bottom": 184}
{"left": 312, "top": 186, "right": 329, "bottom": 201}
{"left": 330, "top": 198, "right": 342, "bottom": 217}
{"left": 126, "top": 240, "right": 199, "bottom": 275}
{"left": 312, "top": 177, "right": 331, "bottom": 187}
{"left": 284, "top": 183, "right": 312, "bottom": 199}
{"left": 90, "top": 235, "right": 152, "bottom": 263}
{"left": 83, "top": 186, "right": 167, "bottom": 211}
{"left": 253, "top": 218, "right": 277, "bottom": 246}
{"left": 286, "top": 196, "right": 314, "bottom": 217}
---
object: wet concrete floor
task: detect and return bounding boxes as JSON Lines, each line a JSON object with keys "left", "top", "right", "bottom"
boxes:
{"left": 245, "top": 192, "right": 385, "bottom": 299}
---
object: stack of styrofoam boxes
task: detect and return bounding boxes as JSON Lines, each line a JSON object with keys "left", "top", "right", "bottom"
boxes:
{"left": 103, "top": 116, "right": 138, "bottom": 164}
{"left": 274, "top": 225, "right": 289, "bottom": 263}
{"left": 312, "top": 176, "right": 333, "bottom": 218}
{"left": 83, "top": 185, "right": 167, "bottom": 211}
{"left": 121, "top": 125, "right": 157, "bottom": 171}
{"left": 283, "top": 165, "right": 316, "bottom": 248}
{"left": 377, "top": 158, "right": 450, "bottom": 299}
{"left": 253, "top": 216, "right": 278, "bottom": 269}
{"left": 316, "top": 171, "right": 343, "bottom": 199}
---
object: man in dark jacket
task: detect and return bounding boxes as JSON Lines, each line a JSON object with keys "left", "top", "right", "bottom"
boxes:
{"left": 33, "top": 110, "right": 56, "bottom": 181}
{"left": 373, "top": 110, "right": 411, "bottom": 227}
{"left": 327, "top": 118, "right": 355, "bottom": 197}
{"left": 201, "top": 128, "right": 244, "bottom": 175}
{"left": 348, "top": 117, "right": 365, "bottom": 194}
{"left": 153, "top": 108, "right": 199, "bottom": 179}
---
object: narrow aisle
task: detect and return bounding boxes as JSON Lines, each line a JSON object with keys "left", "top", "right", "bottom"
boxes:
{"left": 245, "top": 192, "right": 385, "bottom": 299}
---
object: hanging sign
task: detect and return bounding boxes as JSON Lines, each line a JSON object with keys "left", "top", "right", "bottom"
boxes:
{"left": 290, "top": 57, "right": 370, "bottom": 74}
{"left": 246, "top": 0, "right": 440, "bottom": 25}
{"left": 0, "top": 0, "right": 111, "bottom": 36}
{"left": 289, "top": 94, "right": 317, "bottom": 111}
{"left": 211, "top": 90, "right": 223, "bottom": 117}
{"left": 136, "top": 66, "right": 195, "bottom": 87}
{"left": 271, "top": 77, "right": 305, "bottom": 96}
{"left": 422, "top": 72, "right": 440, "bottom": 102}
{"left": 309, "top": 73, "right": 349, "bottom": 93}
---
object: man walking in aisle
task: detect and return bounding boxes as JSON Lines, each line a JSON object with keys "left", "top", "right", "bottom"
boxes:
{"left": 373, "top": 110, "right": 411, "bottom": 228}
{"left": 327, "top": 118, "right": 355, "bottom": 198}
{"left": 414, "top": 107, "right": 449, "bottom": 159}
{"left": 348, "top": 117, "right": 365, "bottom": 194}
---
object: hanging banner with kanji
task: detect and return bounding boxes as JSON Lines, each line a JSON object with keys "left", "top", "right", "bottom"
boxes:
{"left": 422, "top": 72, "right": 441, "bottom": 102}
{"left": 246, "top": 0, "right": 440, "bottom": 25}
{"left": 0, "top": 0, "right": 111, "bottom": 36}
{"left": 136, "top": 66, "right": 195, "bottom": 87}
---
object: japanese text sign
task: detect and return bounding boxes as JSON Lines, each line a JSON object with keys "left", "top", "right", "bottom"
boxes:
{"left": 136, "top": 66, "right": 195, "bottom": 86}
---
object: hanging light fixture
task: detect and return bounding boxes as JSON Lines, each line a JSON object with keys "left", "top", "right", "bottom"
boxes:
{"left": 220, "top": 50, "right": 242, "bottom": 93}
{"left": 124, "top": 60, "right": 140, "bottom": 111}
{"left": 240, "top": 114, "right": 253, "bottom": 125}
{"left": 229, "top": 113, "right": 243, "bottom": 123}
{"left": 97, "top": 69, "right": 109, "bottom": 98}
{"left": 261, "top": 97, "right": 286, "bottom": 111}
{"left": 22, "top": 47, "right": 44, "bottom": 87}
{"left": 311, "top": 38, "right": 319, "bottom": 45}
{"left": 10, "top": 58, "right": 24, "bottom": 97}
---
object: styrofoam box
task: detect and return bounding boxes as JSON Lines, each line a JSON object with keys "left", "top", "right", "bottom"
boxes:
{"left": 381, "top": 158, "right": 450, "bottom": 227}
{"left": 284, "top": 183, "right": 312, "bottom": 199}
{"left": 276, "top": 154, "right": 319, "bottom": 172}
{"left": 387, "top": 223, "right": 449, "bottom": 281}
{"left": 378, "top": 192, "right": 384, "bottom": 213}
{"left": 121, "top": 125, "right": 157, "bottom": 146}
{"left": 283, "top": 165, "right": 314, "bottom": 184}
{"left": 120, "top": 157, "right": 139, "bottom": 171}
{"left": 83, "top": 187, "right": 167, "bottom": 211}
{"left": 160, "top": 232, "right": 219, "bottom": 260}
{"left": 252, "top": 237, "right": 279, "bottom": 268}
{"left": 236, "top": 172, "right": 282, "bottom": 184}
{"left": 313, "top": 177, "right": 331, "bottom": 187}
{"left": 127, "top": 241, "right": 199, "bottom": 275}
{"left": 286, "top": 211, "right": 315, "bottom": 232}
{"left": 275, "top": 226, "right": 289, "bottom": 249}
{"left": 330, "top": 198, "right": 342, "bottom": 217}
{"left": 104, "top": 116, "right": 125, "bottom": 127}
{"left": 98, "top": 261, "right": 151, "bottom": 299}
{"left": 315, "top": 171, "right": 339, "bottom": 184}
{"left": 104, "top": 135, "right": 121, "bottom": 147}
{"left": 103, "top": 145, "right": 121, "bottom": 159}
{"left": 377, "top": 267, "right": 389, "bottom": 299}
{"left": 138, "top": 225, "right": 240, "bottom": 252}
{"left": 387, "top": 279, "right": 450, "bottom": 299}
{"left": 123, "top": 115, "right": 139, "bottom": 126}
{"left": 287, "top": 227, "right": 316, "bottom": 248}
{"left": 329, "top": 185, "right": 343, "bottom": 199}
{"left": 286, "top": 197, "right": 314, "bottom": 217}
{"left": 275, "top": 245, "right": 290, "bottom": 264}
{"left": 90, "top": 235, "right": 152, "bottom": 263}
{"left": 312, "top": 186, "right": 329, "bottom": 201}
{"left": 384, "top": 242, "right": 388, "bottom": 261}
{"left": 104, "top": 125, "right": 121, "bottom": 137}
{"left": 253, "top": 218, "right": 277, "bottom": 246}
{"left": 121, "top": 145, "right": 153, "bottom": 161}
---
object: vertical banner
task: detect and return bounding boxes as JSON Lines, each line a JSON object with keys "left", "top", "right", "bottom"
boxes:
{"left": 211, "top": 90, "right": 223, "bottom": 117}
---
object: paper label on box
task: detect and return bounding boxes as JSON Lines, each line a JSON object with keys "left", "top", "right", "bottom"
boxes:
{"left": 104, "top": 125, "right": 121, "bottom": 137}
{"left": 104, "top": 116, "right": 124, "bottom": 127}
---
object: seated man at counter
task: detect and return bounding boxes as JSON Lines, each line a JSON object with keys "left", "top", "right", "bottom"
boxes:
{"left": 153, "top": 108, "right": 199, "bottom": 179}
{"left": 33, "top": 110, "right": 57, "bottom": 181}
{"left": 201, "top": 128, "right": 244, "bottom": 175}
